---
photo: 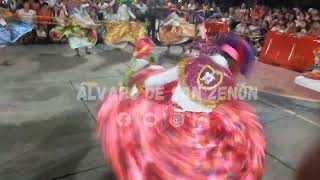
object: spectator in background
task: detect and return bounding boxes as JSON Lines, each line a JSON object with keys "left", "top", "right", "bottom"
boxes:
{"left": 308, "top": 21, "right": 320, "bottom": 36}
{"left": 15, "top": 0, "right": 23, "bottom": 9}
{"left": 104, "top": 0, "right": 116, "bottom": 21}
{"left": 87, "top": 0, "right": 98, "bottom": 13}
{"left": 309, "top": 11, "right": 318, "bottom": 20}
{"left": 98, "top": 0, "right": 109, "bottom": 20}
{"left": 311, "top": 12, "right": 319, "bottom": 21}
{"left": 264, "top": 10, "right": 273, "bottom": 23}
{"left": 36, "top": 24, "right": 47, "bottom": 42}
{"left": 88, "top": 6, "right": 98, "bottom": 21}
{"left": 270, "top": 23, "right": 281, "bottom": 32}
{"left": 248, "top": 17, "right": 261, "bottom": 35}
{"left": 305, "top": 11, "right": 312, "bottom": 22}
{"left": 229, "top": 7, "right": 240, "bottom": 29}
{"left": 202, "top": 1, "right": 209, "bottom": 11}
{"left": 215, "top": 6, "right": 222, "bottom": 15}
{"left": 260, "top": 20, "right": 269, "bottom": 34}
{"left": 37, "top": 1, "right": 53, "bottom": 41}
{"left": 17, "top": 1, "right": 36, "bottom": 24}
{"left": 210, "top": 2, "right": 216, "bottom": 11}
{"left": 208, "top": 5, "right": 222, "bottom": 19}
{"left": 295, "top": 13, "right": 305, "bottom": 27}
{"left": 53, "top": 0, "right": 68, "bottom": 25}
{"left": 16, "top": 1, "right": 36, "bottom": 43}
{"left": 29, "top": 0, "right": 40, "bottom": 11}
{"left": 279, "top": 24, "right": 287, "bottom": 33}
{"left": 235, "top": 18, "right": 249, "bottom": 34}
{"left": 136, "top": 0, "right": 147, "bottom": 14}
{"left": 239, "top": 3, "right": 247, "bottom": 15}
{"left": 204, "top": 2, "right": 213, "bottom": 17}
{"left": 284, "top": 11, "right": 290, "bottom": 20}
{"left": 286, "top": 21, "right": 297, "bottom": 33}
{"left": 98, "top": 0, "right": 115, "bottom": 20}
{"left": 47, "top": 0, "right": 56, "bottom": 7}
{"left": 288, "top": 13, "right": 296, "bottom": 22}
{"left": 116, "top": 0, "right": 136, "bottom": 21}
{"left": 270, "top": 14, "right": 279, "bottom": 28}
{"left": 297, "top": 20, "right": 308, "bottom": 34}
{"left": 195, "top": 2, "right": 201, "bottom": 11}
{"left": 292, "top": 8, "right": 300, "bottom": 16}
{"left": 222, "top": 12, "right": 230, "bottom": 22}
{"left": 187, "top": 0, "right": 196, "bottom": 11}
{"left": 135, "top": 0, "right": 147, "bottom": 21}
{"left": 234, "top": 6, "right": 243, "bottom": 21}
{"left": 228, "top": 7, "right": 234, "bottom": 16}
{"left": 181, "top": 2, "right": 188, "bottom": 10}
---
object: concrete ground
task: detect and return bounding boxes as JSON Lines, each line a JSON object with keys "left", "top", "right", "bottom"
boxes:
{"left": 0, "top": 44, "right": 319, "bottom": 180}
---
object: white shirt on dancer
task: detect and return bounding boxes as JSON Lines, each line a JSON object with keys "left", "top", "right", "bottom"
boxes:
{"left": 136, "top": 3, "right": 147, "bottom": 14}
{"left": 117, "top": 4, "right": 136, "bottom": 21}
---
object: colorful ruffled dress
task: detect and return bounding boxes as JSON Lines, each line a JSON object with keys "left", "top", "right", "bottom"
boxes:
{"left": 104, "top": 21, "right": 145, "bottom": 45}
{"left": 0, "top": 10, "right": 34, "bottom": 47}
{"left": 49, "top": 7, "right": 97, "bottom": 49}
{"left": 159, "top": 11, "right": 196, "bottom": 45}
{"left": 97, "top": 35, "right": 265, "bottom": 180}
{"left": 103, "top": 1, "right": 146, "bottom": 46}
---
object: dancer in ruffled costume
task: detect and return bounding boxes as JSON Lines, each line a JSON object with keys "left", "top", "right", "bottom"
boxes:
{"left": 295, "top": 47, "right": 320, "bottom": 92}
{"left": 159, "top": 9, "right": 195, "bottom": 45}
{"left": 49, "top": 4, "right": 97, "bottom": 57}
{"left": 103, "top": 0, "right": 145, "bottom": 47}
{"left": 187, "top": 20, "right": 219, "bottom": 57}
{"left": 0, "top": 1, "right": 34, "bottom": 65}
{"left": 0, "top": 1, "right": 34, "bottom": 46}
{"left": 97, "top": 34, "right": 265, "bottom": 180}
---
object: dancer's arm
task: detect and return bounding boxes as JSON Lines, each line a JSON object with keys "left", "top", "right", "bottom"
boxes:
{"left": 128, "top": 8, "right": 136, "bottom": 20}
{"left": 0, "top": 18, "right": 7, "bottom": 26}
{"left": 63, "top": 4, "right": 68, "bottom": 16}
{"left": 132, "top": 59, "right": 149, "bottom": 72}
{"left": 144, "top": 66, "right": 178, "bottom": 88}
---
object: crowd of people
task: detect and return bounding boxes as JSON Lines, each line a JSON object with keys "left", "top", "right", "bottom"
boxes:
{"left": 168, "top": 1, "right": 320, "bottom": 36}
{"left": 180, "top": 1, "right": 320, "bottom": 51}
{"left": 230, "top": 4, "right": 320, "bottom": 36}
{"left": 0, "top": 0, "right": 319, "bottom": 44}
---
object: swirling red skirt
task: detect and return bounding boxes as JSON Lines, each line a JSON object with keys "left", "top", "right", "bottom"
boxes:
{"left": 96, "top": 87, "right": 265, "bottom": 180}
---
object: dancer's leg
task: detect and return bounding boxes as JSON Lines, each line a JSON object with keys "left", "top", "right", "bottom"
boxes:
{"left": 85, "top": 47, "right": 91, "bottom": 55}
{"left": 166, "top": 45, "right": 171, "bottom": 54}
{"left": 75, "top": 48, "right": 80, "bottom": 57}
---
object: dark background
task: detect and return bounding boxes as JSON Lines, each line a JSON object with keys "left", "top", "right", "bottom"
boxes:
{"left": 258, "top": 0, "right": 320, "bottom": 8}
{"left": 196, "top": 0, "right": 320, "bottom": 8}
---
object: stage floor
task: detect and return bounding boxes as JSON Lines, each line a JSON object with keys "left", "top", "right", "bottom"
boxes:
{"left": 238, "top": 62, "right": 320, "bottom": 102}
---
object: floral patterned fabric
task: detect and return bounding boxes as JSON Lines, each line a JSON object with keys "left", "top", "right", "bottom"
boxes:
{"left": 104, "top": 21, "right": 145, "bottom": 45}
{"left": 49, "top": 21, "right": 97, "bottom": 49}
